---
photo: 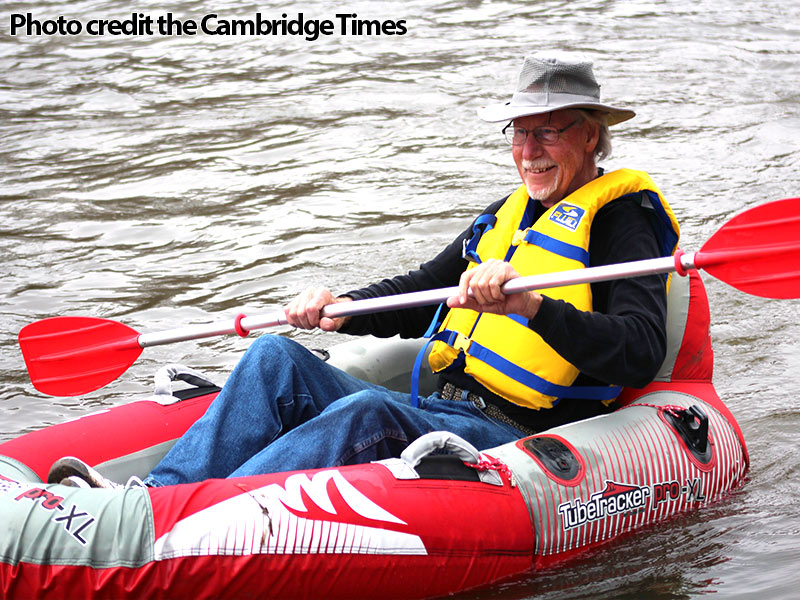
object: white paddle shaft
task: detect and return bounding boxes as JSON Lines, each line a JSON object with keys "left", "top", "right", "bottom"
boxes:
{"left": 138, "top": 252, "right": 694, "bottom": 349}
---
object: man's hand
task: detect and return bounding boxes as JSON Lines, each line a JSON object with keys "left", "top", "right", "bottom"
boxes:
{"left": 285, "top": 288, "right": 352, "bottom": 331}
{"left": 446, "top": 258, "right": 543, "bottom": 319}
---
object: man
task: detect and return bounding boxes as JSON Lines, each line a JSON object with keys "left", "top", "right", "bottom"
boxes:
{"left": 49, "top": 53, "right": 679, "bottom": 489}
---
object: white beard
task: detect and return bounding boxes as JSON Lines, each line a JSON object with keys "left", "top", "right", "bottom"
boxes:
{"left": 526, "top": 182, "right": 558, "bottom": 202}
{"left": 522, "top": 159, "right": 558, "bottom": 202}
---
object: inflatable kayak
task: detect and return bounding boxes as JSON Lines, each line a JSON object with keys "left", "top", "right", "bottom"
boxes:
{"left": 0, "top": 272, "right": 749, "bottom": 599}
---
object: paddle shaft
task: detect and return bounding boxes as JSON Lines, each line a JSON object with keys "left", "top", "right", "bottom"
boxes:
{"left": 19, "top": 196, "right": 800, "bottom": 397}
{"left": 137, "top": 252, "right": 695, "bottom": 349}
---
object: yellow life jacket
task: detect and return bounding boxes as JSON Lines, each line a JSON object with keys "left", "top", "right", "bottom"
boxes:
{"left": 427, "top": 169, "right": 681, "bottom": 410}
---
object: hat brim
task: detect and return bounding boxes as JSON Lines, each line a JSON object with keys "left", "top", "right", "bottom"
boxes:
{"left": 477, "top": 101, "right": 635, "bottom": 126}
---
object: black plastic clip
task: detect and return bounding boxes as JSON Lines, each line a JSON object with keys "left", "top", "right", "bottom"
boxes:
{"left": 665, "top": 405, "right": 712, "bottom": 464}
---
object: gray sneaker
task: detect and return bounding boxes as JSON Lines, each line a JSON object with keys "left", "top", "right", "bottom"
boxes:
{"left": 47, "top": 456, "right": 132, "bottom": 489}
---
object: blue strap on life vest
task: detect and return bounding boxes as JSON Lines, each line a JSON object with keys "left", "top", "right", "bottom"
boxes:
{"left": 410, "top": 210, "right": 504, "bottom": 407}
{"left": 409, "top": 303, "right": 446, "bottom": 408}
{"left": 462, "top": 214, "right": 497, "bottom": 264}
{"left": 522, "top": 230, "right": 591, "bottom": 266}
{"left": 505, "top": 313, "right": 529, "bottom": 327}
{"left": 466, "top": 201, "right": 538, "bottom": 335}
{"left": 503, "top": 201, "right": 538, "bottom": 262}
{"left": 436, "top": 327, "right": 622, "bottom": 402}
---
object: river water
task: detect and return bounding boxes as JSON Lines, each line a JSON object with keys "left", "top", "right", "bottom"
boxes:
{"left": 2, "top": 0, "right": 799, "bottom": 598}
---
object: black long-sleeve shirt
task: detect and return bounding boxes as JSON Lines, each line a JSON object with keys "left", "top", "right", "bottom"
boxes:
{"left": 340, "top": 193, "right": 668, "bottom": 430}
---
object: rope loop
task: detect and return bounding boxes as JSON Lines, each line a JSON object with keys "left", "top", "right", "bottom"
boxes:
{"left": 464, "top": 455, "right": 516, "bottom": 486}
{"left": 623, "top": 402, "right": 685, "bottom": 419}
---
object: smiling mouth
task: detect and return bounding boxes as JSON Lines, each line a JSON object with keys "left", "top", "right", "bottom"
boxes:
{"left": 526, "top": 165, "right": 555, "bottom": 175}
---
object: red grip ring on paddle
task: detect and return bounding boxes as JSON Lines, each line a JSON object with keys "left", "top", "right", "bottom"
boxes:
{"left": 234, "top": 313, "right": 250, "bottom": 337}
{"left": 673, "top": 248, "right": 688, "bottom": 277}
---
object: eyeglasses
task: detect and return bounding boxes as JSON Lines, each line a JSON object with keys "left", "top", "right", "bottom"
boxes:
{"left": 502, "top": 120, "right": 578, "bottom": 146}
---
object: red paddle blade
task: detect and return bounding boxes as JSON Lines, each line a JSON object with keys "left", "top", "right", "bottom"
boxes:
{"left": 19, "top": 316, "right": 142, "bottom": 397}
{"left": 696, "top": 197, "right": 800, "bottom": 299}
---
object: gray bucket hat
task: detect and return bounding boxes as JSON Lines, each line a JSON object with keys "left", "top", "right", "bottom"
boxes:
{"left": 477, "top": 53, "right": 635, "bottom": 125}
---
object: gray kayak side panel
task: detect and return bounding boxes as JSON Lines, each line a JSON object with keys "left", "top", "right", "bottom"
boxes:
{"left": 489, "top": 391, "right": 747, "bottom": 558}
{"left": 0, "top": 478, "right": 154, "bottom": 568}
{"left": 326, "top": 335, "right": 437, "bottom": 395}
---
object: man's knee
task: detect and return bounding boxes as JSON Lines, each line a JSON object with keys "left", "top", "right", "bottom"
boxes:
{"left": 329, "top": 390, "right": 401, "bottom": 421}
{"left": 247, "top": 335, "right": 310, "bottom": 365}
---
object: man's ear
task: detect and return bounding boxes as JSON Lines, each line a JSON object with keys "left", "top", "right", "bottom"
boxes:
{"left": 584, "top": 122, "right": 600, "bottom": 153}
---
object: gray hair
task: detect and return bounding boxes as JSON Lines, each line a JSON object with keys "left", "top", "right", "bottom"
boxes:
{"left": 573, "top": 109, "right": 612, "bottom": 161}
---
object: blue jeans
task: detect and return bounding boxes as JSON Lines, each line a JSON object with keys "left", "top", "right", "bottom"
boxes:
{"left": 145, "top": 335, "right": 524, "bottom": 486}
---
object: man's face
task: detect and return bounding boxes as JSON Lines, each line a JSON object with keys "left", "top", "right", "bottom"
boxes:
{"left": 511, "top": 110, "right": 599, "bottom": 207}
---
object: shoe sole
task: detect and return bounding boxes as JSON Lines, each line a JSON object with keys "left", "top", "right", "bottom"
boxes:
{"left": 47, "top": 457, "right": 105, "bottom": 487}
{"left": 60, "top": 476, "right": 91, "bottom": 488}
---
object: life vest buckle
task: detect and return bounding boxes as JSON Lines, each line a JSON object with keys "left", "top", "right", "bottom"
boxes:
{"left": 451, "top": 332, "right": 472, "bottom": 354}
{"left": 511, "top": 228, "right": 528, "bottom": 247}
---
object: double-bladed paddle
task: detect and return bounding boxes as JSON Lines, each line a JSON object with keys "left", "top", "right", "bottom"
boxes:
{"left": 19, "top": 197, "right": 800, "bottom": 397}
